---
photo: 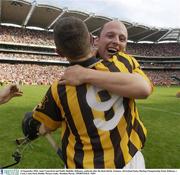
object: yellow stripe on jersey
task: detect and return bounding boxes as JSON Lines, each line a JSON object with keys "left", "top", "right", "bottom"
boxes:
{"left": 134, "top": 107, "right": 147, "bottom": 137}
{"left": 66, "top": 129, "right": 76, "bottom": 168}
{"left": 33, "top": 111, "right": 61, "bottom": 130}
{"left": 99, "top": 130, "right": 115, "bottom": 168}
{"left": 51, "top": 81, "right": 65, "bottom": 118}
{"left": 130, "top": 129, "right": 142, "bottom": 149}
{"left": 60, "top": 120, "right": 66, "bottom": 142}
{"left": 118, "top": 52, "right": 135, "bottom": 68}
{"left": 65, "top": 85, "right": 94, "bottom": 168}
{"left": 129, "top": 99, "right": 136, "bottom": 124}
{"left": 117, "top": 116, "right": 132, "bottom": 165}
{"left": 110, "top": 55, "right": 130, "bottom": 73}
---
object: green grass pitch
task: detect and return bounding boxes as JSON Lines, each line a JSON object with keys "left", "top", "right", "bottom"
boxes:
{"left": 0, "top": 85, "right": 180, "bottom": 168}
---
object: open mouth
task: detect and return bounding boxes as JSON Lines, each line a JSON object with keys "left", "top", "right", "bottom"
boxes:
{"left": 107, "top": 48, "right": 118, "bottom": 55}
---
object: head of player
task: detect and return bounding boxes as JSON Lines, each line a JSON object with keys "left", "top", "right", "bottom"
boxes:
{"left": 54, "top": 16, "right": 93, "bottom": 62}
{"left": 94, "top": 20, "right": 128, "bottom": 60}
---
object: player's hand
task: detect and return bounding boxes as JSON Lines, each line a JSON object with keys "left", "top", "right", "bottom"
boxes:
{"left": 9, "top": 84, "right": 23, "bottom": 97}
{"left": 0, "top": 84, "right": 23, "bottom": 104}
{"left": 38, "top": 123, "right": 51, "bottom": 136}
{"left": 59, "top": 65, "right": 88, "bottom": 86}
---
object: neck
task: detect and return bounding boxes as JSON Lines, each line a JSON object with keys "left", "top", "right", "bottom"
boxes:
{"left": 68, "top": 52, "right": 94, "bottom": 63}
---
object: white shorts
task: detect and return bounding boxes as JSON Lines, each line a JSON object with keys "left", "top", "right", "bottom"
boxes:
{"left": 123, "top": 151, "right": 145, "bottom": 169}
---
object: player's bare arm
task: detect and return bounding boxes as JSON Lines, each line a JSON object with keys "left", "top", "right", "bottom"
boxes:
{"left": 59, "top": 65, "right": 152, "bottom": 99}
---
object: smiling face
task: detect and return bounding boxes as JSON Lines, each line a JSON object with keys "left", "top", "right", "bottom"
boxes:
{"left": 95, "top": 21, "right": 128, "bottom": 60}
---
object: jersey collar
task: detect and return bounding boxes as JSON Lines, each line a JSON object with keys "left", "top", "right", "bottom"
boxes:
{"left": 69, "top": 56, "right": 102, "bottom": 68}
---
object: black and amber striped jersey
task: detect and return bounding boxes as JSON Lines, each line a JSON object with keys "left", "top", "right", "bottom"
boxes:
{"left": 33, "top": 52, "right": 151, "bottom": 168}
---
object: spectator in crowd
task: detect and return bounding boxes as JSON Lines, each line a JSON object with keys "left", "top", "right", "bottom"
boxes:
{"left": 0, "top": 26, "right": 54, "bottom": 46}
{"left": 0, "top": 57, "right": 179, "bottom": 86}
{"left": 33, "top": 17, "right": 152, "bottom": 169}
{"left": 0, "top": 63, "right": 65, "bottom": 85}
{"left": 1, "top": 25, "right": 180, "bottom": 56}
{"left": 0, "top": 84, "right": 22, "bottom": 105}
{"left": 126, "top": 43, "right": 180, "bottom": 56}
{"left": 145, "top": 70, "right": 180, "bottom": 86}
{"left": 0, "top": 52, "right": 66, "bottom": 62}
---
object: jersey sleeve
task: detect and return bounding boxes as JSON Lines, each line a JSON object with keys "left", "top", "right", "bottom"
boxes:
{"left": 131, "top": 56, "right": 153, "bottom": 87}
{"left": 118, "top": 52, "right": 153, "bottom": 91}
{"left": 33, "top": 81, "right": 64, "bottom": 130}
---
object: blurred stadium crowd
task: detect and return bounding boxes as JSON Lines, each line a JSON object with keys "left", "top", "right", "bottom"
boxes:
{"left": 127, "top": 43, "right": 180, "bottom": 56}
{"left": 0, "top": 25, "right": 180, "bottom": 86}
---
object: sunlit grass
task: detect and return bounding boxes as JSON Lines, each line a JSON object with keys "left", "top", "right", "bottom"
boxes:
{"left": 0, "top": 85, "right": 179, "bottom": 168}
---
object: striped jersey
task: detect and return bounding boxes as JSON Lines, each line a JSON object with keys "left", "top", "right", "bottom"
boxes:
{"left": 33, "top": 52, "right": 151, "bottom": 168}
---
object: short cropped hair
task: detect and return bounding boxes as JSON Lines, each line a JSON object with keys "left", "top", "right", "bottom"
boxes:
{"left": 54, "top": 16, "right": 91, "bottom": 60}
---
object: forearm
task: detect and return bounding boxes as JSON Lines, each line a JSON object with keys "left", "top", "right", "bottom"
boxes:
{"left": 0, "top": 85, "right": 22, "bottom": 105}
{"left": 84, "top": 69, "right": 152, "bottom": 99}
{"left": 0, "top": 91, "right": 7, "bottom": 104}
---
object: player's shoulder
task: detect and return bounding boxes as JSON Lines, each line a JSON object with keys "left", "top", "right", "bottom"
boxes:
{"left": 50, "top": 80, "right": 59, "bottom": 94}
{"left": 51, "top": 80, "right": 59, "bottom": 87}
{"left": 117, "top": 51, "right": 135, "bottom": 60}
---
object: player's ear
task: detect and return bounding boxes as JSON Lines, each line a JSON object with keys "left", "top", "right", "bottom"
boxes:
{"left": 93, "top": 36, "right": 99, "bottom": 48}
{"left": 90, "top": 34, "right": 98, "bottom": 48}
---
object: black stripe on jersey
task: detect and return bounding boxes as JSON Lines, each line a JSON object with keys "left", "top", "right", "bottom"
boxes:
{"left": 98, "top": 89, "right": 114, "bottom": 121}
{"left": 123, "top": 98, "right": 133, "bottom": 136}
{"left": 128, "top": 140, "right": 138, "bottom": 157}
{"left": 131, "top": 58, "right": 136, "bottom": 69}
{"left": 133, "top": 118, "right": 146, "bottom": 147}
{"left": 102, "top": 61, "right": 125, "bottom": 168}
{"left": 116, "top": 54, "right": 132, "bottom": 73}
{"left": 58, "top": 84, "right": 84, "bottom": 168}
{"left": 102, "top": 60, "right": 120, "bottom": 72}
{"left": 110, "top": 128, "right": 125, "bottom": 168}
{"left": 76, "top": 85, "right": 105, "bottom": 168}
{"left": 36, "top": 87, "right": 63, "bottom": 121}
{"left": 133, "top": 103, "right": 146, "bottom": 147}
{"left": 61, "top": 126, "right": 70, "bottom": 167}
{"left": 98, "top": 90, "right": 111, "bottom": 102}
{"left": 104, "top": 107, "right": 115, "bottom": 121}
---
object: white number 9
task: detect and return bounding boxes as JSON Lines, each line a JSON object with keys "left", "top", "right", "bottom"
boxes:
{"left": 86, "top": 86, "right": 124, "bottom": 131}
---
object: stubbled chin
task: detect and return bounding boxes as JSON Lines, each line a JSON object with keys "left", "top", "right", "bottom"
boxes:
{"left": 103, "top": 54, "right": 110, "bottom": 60}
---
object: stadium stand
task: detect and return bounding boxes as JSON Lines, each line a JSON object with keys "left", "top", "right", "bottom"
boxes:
{"left": 145, "top": 70, "right": 180, "bottom": 86}
{"left": 0, "top": 25, "right": 54, "bottom": 46}
{"left": 0, "top": 63, "right": 65, "bottom": 85}
{"left": 0, "top": 53, "right": 66, "bottom": 61}
{"left": 0, "top": 0, "right": 180, "bottom": 86}
{"left": 127, "top": 43, "right": 180, "bottom": 56}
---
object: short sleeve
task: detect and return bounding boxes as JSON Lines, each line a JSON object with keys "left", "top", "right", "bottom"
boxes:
{"left": 33, "top": 81, "right": 63, "bottom": 130}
